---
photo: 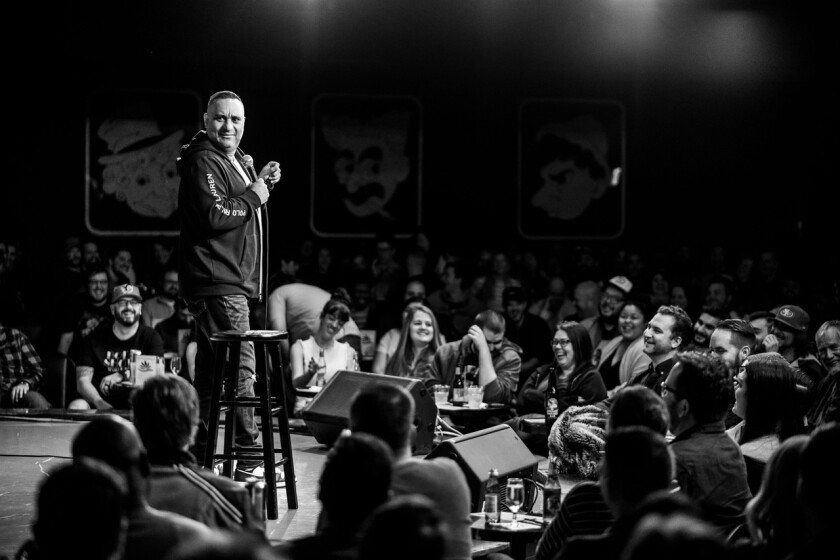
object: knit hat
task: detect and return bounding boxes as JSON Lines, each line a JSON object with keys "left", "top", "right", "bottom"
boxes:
{"left": 548, "top": 404, "right": 609, "bottom": 480}
{"left": 773, "top": 305, "right": 809, "bottom": 333}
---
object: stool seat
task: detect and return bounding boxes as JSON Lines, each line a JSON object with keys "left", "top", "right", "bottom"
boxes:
{"left": 204, "top": 329, "right": 297, "bottom": 519}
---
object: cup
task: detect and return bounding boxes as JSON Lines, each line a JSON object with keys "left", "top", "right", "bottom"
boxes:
{"left": 466, "top": 386, "right": 484, "bottom": 409}
{"left": 433, "top": 384, "right": 450, "bottom": 405}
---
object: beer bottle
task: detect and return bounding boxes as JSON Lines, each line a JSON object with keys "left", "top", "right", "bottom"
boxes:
{"left": 545, "top": 365, "right": 560, "bottom": 432}
{"left": 542, "top": 460, "right": 563, "bottom": 525}
{"left": 452, "top": 353, "right": 467, "bottom": 404}
{"left": 314, "top": 348, "right": 327, "bottom": 387}
{"left": 484, "top": 468, "right": 501, "bottom": 525}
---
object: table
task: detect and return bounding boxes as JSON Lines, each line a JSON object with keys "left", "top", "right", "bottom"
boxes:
{"left": 437, "top": 402, "right": 513, "bottom": 433}
{"left": 471, "top": 511, "right": 545, "bottom": 560}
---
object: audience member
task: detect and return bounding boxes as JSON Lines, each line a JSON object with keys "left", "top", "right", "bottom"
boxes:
{"left": 55, "top": 235, "right": 84, "bottom": 303}
{"left": 370, "top": 231, "right": 406, "bottom": 311}
{"left": 528, "top": 275, "right": 577, "bottom": 333}
{"left": 621, "top": 508, "right": 732, "bottom": 560}
{"left": 290, "top": 296, "right": 359, "bottom": 416}
{"left": 372, "top": 296, "right": 427, "bottom": 373}
{"left": 106, "top": 245, "right": 139, "bottom": 288}
{"left": 15, "top": 457, "right": 128, "bottom": 560}
{"left": 691, "top": 306, "right": 726, "bottom": 349}
{"left": 709, "top": 318, "right": 757, "bottom": 428}
{"left": 536, "top": 384, "right": 670, "bottom": 560}
{"left": 726, "top": 352, "right": 807, "bottom": 493}
{"left": 501, "top": 285, "right": 553, "bottom": 392}
{"left": 81, "top": 238, "right": 103, "bottom": 273}
{"left": 662, "top": 350, "right": 752, "bottom": 533}
{"left": 70, "top": 284, "right": 164, "bottom": 411}
{"left": 807, "top": 320, "right": 840, "bottom": 429}
{"left": 595, "top": 298, "right": 651, "bottom": 393}
{"left": 623, "top": 304, "right": 692, "bottom": 393}
{"left": 56, "top": 265, "right": 112, "bottom": 363}
{"left": 742, "top": 434, "right": 810, "bottom": 560}
{"left": 705, "top": 274, "right": 737, "bottom": 319}
{"left": 472, "top": 250, "right": 522, "bottom": 313}
{"left": 350, "top": 383, "right": 473, "bottom": 560}
{"left": 300, "top": 243, "right": 341, "bottom": 293}
{"left": 154, "top": 297, "right": 197, "bottom": 380}
{"left": 275, "top": 432, "right": 393, "bottom": 560}
{"left": 71, "top": 414, "right": 213, "bottom": 560}
{"left": 581, "top": 275, "right": 633, "bottom": 349}
{"left": 141, "top": 268, "right": 179, "bottom": 328}
{"left": 383, "top": 303, "right": 444, "bottom": 381}
{"left": 131, "top": 374, "right": 265, "bottom": 535}
{"left": 0, "top": 321, "right": 49, "bottom": 408}
{"left": 427, "top": 260, "right": 484, "bottom": 342}
{"left": 430, "top": 309, "right": 521, "bottom": 405}
{"left": 566, "top": 280, "right": 601, "bottom": 323}
{"left": 167, "top": 532, "right": 280, "bottom": 560}
{"left": 747, "top": 310, "right": 774, "bottom": 348}
{"left": 358, "top": 494, "right": 447, "bottom": 560}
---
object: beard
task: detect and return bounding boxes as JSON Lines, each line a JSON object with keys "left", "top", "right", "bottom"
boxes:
{"left": 115, "top": 310, "right": 139, "bottom": 327}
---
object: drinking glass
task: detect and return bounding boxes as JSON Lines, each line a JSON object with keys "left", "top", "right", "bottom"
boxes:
{"left": 506, "top": 477, "right": 525, "bottom": 528}
{"left": 433, "top": 384, "right": 450, "bottom": 405}
{"left": 170, "top": 356, "right": 181, "bottom": 376}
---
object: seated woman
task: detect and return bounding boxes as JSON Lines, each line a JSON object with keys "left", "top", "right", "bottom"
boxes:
{"left": 290, "top": 296, "right": 360, "bottom": 416}
{"left": 595, "top": 299, "right": 650, "bottom": 394}
{"left": 508, "top": 321, "right": 608, "bottom": 456}
{"left": 371, "top": 297, "right": 443, "bottom": 374}
{"left": 383, "top": 304, "right": 444, "bottom": 382}
{"left": 727, "top": 352, "right": 807, "bottom": 494}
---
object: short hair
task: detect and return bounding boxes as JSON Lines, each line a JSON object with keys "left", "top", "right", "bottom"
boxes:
{"left": 706, "top": 274, "right": 734, "bottom": 296}
{"left": 798, "top": 421, "right": 840, "bottom": 522}
{"left": 602, "top": 426, "right": 674, "bottom": 506}
{"left": 622, "top": 510, "right": 730, "bottom": 560}
{"left": 556, "top": 321, "right": 595, "bottom": 375}
{"left": 474, "top": 309, "right": 506, "bottom": 335}
{"left": 445, "top": 260, "right": 473, "bottom": 286}
{"left": 608, "top": 385, "right": 670, "bottom": 435}
{"left": 746, "top": 310, "right": 774, "bottom": 323}
{"left": 207, "top": 90, "right": 242, "bottom": 109}
{"left": 358, "top": 494, "right": 446, "bottom": 560}
{"left": 672, "top": 350, "right": 733, "bottom": 423}
{"left": 656, "top": 305, "right": 693, "bottom": 349}
{"left": 86, "top": 264, "right": 110, "bottom": 281}
{"left": 34, "top": 457, "right": 128, "bottom": 560}
{"left": 619, "top": 298, "right": 650, "bottom": 323}
{"left": 349, "top": 383, "right": 415, "bottom": 453}
{"left": 699, "top": 305, "right": 728, "bottom": 322}
{"left": 131, "top": 375, "right": 199, "bottom": 458}
{"left": 318, "top": 433, "right": 393, "bottom": 531}
{"left": 738, "top": 352, "right": 806, "bottom": 444}
{"left": 816, "top": 319, "right": 840, "bottom": 341}
{"left": 715, "top": 318, "right": 757, "bottom": 354}
{"left": 71, "top": 414, "right": 147, "bottom": 476}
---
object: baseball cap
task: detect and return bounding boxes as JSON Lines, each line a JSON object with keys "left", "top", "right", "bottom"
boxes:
{"left": 607, "top": 276, "right": 633, "bottom": 295}
{"left": 502, "top": 286, "right": 528, "bottom": 305}
{"left": 773, "top": 305, "right": 809, "bottom": 332}
{"left": 112, "top": 284, "right": 143, "bottom": 303}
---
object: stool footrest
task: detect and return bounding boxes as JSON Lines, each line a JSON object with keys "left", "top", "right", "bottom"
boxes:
{"left": 212, "top": 453, "right": 289, "bottom": 462}
{"left": 218, "top": 398, "right": 282, "bottom": 407}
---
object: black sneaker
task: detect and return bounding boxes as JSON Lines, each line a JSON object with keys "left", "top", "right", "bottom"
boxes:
{"left": 234, "top": 463, "right": 287, "bottom": 488}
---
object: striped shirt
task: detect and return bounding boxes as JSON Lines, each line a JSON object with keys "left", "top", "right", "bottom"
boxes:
{"left": 535, "top": 481, "right": 613, "bottom": 560}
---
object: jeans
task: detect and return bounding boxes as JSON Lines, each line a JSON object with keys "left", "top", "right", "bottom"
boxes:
{"left": 188, "top": 295, "right": 258, "bottom": 464}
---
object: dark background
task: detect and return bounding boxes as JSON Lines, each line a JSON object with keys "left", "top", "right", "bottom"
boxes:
{"left": 8, "top": 0, "right": 836, "bottom": 270}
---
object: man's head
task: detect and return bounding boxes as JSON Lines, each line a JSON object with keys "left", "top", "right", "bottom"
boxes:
{"left": 692, "top": 306, "right": 725, "bottom": 348}
{"left": 359, "top": 494, "right": 446, "bottom": 560}
{"left": 546, "top": 276, "right": 568, "bottom": 309}
{"left": 86, "top": 266, "right": 111, "bottom": 305}
{"left": 797, "top": 421, "right": 840, "bottom": 526}
{"left": 643, "top": 305, "right": 692, "bottom": 359}
{"left": 747, "top": 311, "right": 774, "bottom": 346}
{"left": 661, "top": 350, "right": 732, "bottom": 436}
{"left": 815, "top": 320, "right": 840, "bottom": 377}
{"left": 204, "top": 91, "right": 245, "bottom": 156}
{"left": 704, "top": 275, "right": 734, "bottom": 314}
{"left": 349, "top": 383, "right": 415, "bottom": 455}
{"left": 474, "top": 309, "right": 506, "bottom": 354}
{"left": 110, "top": 284, "right": 143, "bottom": 327}
{"left": 599, "top": 276, "right": 633, "bottom": 319}
{"left": 131, "top": 375, "right": 199, "bottom": 459}
{"left": 573, "top": 280, "right": 601, "bottom": 320}
{"left": 403, "top": 278, "right": 427, "bottom": 302}
{"left": 599, "top": 426, "right": 674, "bottom": 515}
{"left": 64, "top": 236, "right": 82, "bottom": 268}
{"left": 318, "top": 432, "right": 393, "bottom": 533}
{"left": 33, "top": 457, "right": 128, "bottom": 560}
{"left": 769, "top": 304, "right": 811, "bottom": 356}
{"left": 82, "top": 240, "right": 102, "bottom": 267}
{"left": 607, "top": 385, "right": 670, "bottom": 436}
{"left": 159, "top": 269, "right": 180, "bottom": 300}
{"left": 503, "top": 286, "right": 529, "bottom": 326}
{"left": 709, "top": 318, "right": 756, "bottom": 374}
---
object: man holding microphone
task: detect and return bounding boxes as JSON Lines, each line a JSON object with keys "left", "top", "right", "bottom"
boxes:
{"left": 177, "top": 90, "right": 281, "bottom": 481}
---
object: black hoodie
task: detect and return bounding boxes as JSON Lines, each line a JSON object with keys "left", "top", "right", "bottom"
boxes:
{"left": 176, "top": 131, "right": 263, "bottom": 299}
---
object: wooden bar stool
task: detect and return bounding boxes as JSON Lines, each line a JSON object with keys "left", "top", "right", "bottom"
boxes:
{"left": 202, "top": 329, "right": 297, "bottom": 518}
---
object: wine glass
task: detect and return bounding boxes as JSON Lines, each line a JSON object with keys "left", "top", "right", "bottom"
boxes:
{"left": 170, "top": 356, "right": 181, "bottom": 376}
{"left": 506, "top": 477, "right": 525, "bottom": 528}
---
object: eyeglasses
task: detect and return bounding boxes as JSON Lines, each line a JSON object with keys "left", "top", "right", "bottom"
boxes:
{"left": 602, "top": 294, "right": 625, "bottom": 304}
{"left": 115, "top": 300, "right": 141, "bottom": 308}
{"left": 660, "top": 382, "right": 685, "bottom": 399}
{"left": 551, "top": 339, "right": 572, "bottom": 349}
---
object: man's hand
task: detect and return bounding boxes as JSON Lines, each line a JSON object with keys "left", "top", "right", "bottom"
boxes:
{"left": 762, "top": 334, "right": 781, "bottom": 353}
{"left": 99, "top": 373, "right": 125, "bottom": 396}
{"left": 259, "top": 161, "right": 282, "bottom": 186}
{"left": 249, "top": 178, "right": 270, "bottom": 205}
{"left": 466, "top": 325, "right": 490, "bottom": 356}
{"left": 11, "top": 381, "right": 30, "bottom": 402}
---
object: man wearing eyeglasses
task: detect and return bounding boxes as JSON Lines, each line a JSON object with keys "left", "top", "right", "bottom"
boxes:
{"left": 580, "top": 276, "right": 633, "bottom": 349}
{"left": 70, "top": 284, "right": 164, "bottom": 411}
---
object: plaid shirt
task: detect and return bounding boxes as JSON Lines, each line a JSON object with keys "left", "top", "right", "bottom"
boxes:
{"left": 0, "top": 327, "right": 44, "bottom": 392}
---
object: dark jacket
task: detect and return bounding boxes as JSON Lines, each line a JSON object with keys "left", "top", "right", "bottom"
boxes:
{"left": 177, "top": 131, "right": 263, "bottom": 300}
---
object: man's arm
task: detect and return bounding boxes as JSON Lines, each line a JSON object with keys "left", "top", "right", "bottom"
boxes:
{"left": 182, "top": 155, "right": 264, "bottom": 233}
{"left": 267, "top": 289, "right": 290, "bottom": 362}
{"left": 16, "top": 330, "right": 44, "bottom": 390}
{"left": 75, "top": 366, "right": 113, "bottom": 411}
{"left": 57, "top": 331, "right": 74, "bottom": 356}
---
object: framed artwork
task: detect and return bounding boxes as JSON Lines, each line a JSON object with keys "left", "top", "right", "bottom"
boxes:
{"left": 85, "top": 90, "right": 202, "bottom": 236}
{"left": 517, "top": 99, "right": 626, "bottom": 240}
{"left": 310, "top": 94, "right": 423, "bottom": 238}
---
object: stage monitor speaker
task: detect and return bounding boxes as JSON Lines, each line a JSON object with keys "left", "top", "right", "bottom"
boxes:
{"left": 424, "top": 424, "right": 539, "bottom": 512}
{"left": 301, "top": 370, "right": 437, "bottom": 455}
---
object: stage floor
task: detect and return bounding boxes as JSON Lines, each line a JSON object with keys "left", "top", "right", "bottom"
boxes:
{"left": 0, "top": 414, "right": 328, "bottom": 557}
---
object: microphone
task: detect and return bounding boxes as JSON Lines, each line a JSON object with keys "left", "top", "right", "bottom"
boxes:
{"left": 242, "top": 154, "right": 275, "bottom": 191}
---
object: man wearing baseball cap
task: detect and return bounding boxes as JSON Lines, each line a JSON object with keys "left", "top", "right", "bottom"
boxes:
{"left": 69, "top": 284, "right": 164, "bottom": 411}
{"left": 762, "top": 304, "right": 826, "bottom": 416}
{"left": 580, "top": 275, "right": 634, "bottom": 349}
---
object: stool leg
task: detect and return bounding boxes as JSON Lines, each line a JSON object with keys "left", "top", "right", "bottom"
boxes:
{"left": 257, "top": 343, "right": 278, "bottom": 519}
{"left": 270, "top": 343, "right": 298, "bottom": 509}
{"left": 221, "top": 341, "right": 241, "bottom": 478}
{"left": 204, "top": 341, "right": 227, "bottom": 470}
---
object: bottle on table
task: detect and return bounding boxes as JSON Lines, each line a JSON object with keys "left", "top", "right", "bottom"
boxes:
{"left": 544, "top": 365, "right": 560, "bottom": 432}
{"left": 314, "top": 348, "right": 327, "bottom": 387}
{"left": 484, "top": 468, "right": 501, "bottom": 525}
{"left": 542, "top": 460, "right": 562, "bottom": 525}
{"left": 452, "top": 360, "right": 467, "bottom": 404}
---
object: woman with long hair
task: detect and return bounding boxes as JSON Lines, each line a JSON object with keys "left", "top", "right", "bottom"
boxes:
{"left": 595, "top": 299, "right": 650, "bottom": 393}
{"left": 727, "top": 352, "right": 807, "bottom": 493}
{"left": 384, "top": 304, "right": 444, "bottom": 381}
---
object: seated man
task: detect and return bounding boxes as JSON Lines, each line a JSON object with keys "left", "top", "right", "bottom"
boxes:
{"left": 350, "top": 383, "right": 473, "bottom": 560}
{"left": 154, "top": 297, "right": 197, "bottom": 380}
{"left": 0, "top": 321, "right": 50, "bottom": 408}
{"left": 56, "top": 265, "right": 112, "bottom": 364}
{"left": 358, "top": 494, "right": 448, "bottom": 560}
{"left": 141, "top": 268, "right": 179, "bottom": 328}
{"left": 131, "top": 374, "right": 266, "bottom": 536}
{"left": 70, "top": 284, "right": 164, "bottom": 410}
